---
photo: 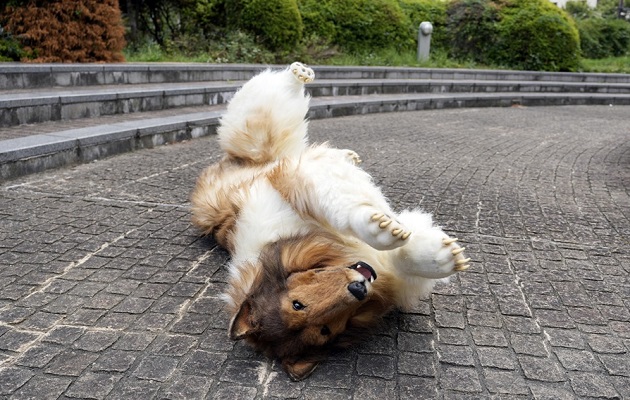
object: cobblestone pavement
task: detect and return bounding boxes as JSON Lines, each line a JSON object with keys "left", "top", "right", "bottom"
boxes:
{"left": 1, "top": 106, "right": 629, "bottom": 399}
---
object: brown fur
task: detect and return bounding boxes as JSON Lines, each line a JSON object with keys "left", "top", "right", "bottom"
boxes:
{"left": 224, "top": 232, "right": 400, "bottom": 380}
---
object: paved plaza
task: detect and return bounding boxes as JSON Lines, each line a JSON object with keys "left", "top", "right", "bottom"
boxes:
{"left": 1, "top": 105, "right": 629, "bottom": 399}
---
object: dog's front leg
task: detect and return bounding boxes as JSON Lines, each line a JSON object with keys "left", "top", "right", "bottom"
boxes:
{"left": 268, "top": 146, "right": 411, "bottom": 250}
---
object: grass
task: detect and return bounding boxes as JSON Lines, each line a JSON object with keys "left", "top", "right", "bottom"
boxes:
{"left": 125, "top": 43, "right": 630, "bottom": 74}
{"left": 580, "top": 55, "right": 630, "bottom": 74}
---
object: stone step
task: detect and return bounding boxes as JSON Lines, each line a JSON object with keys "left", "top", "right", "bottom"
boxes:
{"left": 2, "top": 90, "right": 630, "bottom": 181}
{"left": 2, "top": 63, "right": 630, "bottom": 90}
{"left": 2, "top": 78, "right": 630, "bottom": 128}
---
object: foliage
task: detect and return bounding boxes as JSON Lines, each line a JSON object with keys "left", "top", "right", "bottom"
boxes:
{"left": 595, "top": 0, "right": 624, "bottom": 19}
{"left": 1, "top": 0, "right": 125, "bottom": 62}
{"left": 580, "top": 54, "right": 630, "bottom": 73}
{"left": 576, "top": 18, "right": 630, "bottom": 58}
{"left": 240, "top": 0, "right": 303, "bottom": 51}
{"left": 446, "top": 0, "right": 501, "bottom": 65}
{"left": 445, "top": 0, "right": 580, "bottom": 71}
{"left": 494, "top": 0, "right": 581, "bottom": 71}
{"left": 0, "top": 25, "right": 24, "bottom": 61}
{"left": 565, "top": 0, "right": 595, "bottom": 19}
{"left": 398, "top": 0, "right": 449, "bottom": 51}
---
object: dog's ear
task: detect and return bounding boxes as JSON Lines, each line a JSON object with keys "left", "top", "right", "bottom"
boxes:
{"left": 282, "top": 358, "right": 319, "bottom": 381}
{"left": 229, "top": 300, "right": 258, "bottom": 340}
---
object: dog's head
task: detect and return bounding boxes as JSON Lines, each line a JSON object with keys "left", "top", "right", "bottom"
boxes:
{"left": 227, "top": 234, "right": 385, "bottom": 381}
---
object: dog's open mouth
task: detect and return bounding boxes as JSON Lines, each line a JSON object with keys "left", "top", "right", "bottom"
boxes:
{"left": 349, "top": 261, "right": 377, "bottom": 283}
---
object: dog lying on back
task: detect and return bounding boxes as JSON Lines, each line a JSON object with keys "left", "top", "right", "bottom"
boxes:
{"left": 191, "top": 62, "right": 470, "bottom": 381}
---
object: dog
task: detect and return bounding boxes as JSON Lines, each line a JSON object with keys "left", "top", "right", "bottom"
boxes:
{"left": 190, "top": 62, "right": 470, "bottom": 381}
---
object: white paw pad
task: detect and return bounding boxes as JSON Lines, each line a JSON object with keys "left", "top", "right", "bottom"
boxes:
{"left": 290, "top": 62, "right": 315, "bottom": 83}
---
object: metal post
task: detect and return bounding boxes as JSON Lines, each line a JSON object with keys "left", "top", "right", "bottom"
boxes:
{"left": 417, "top": 22, "right": 433, "bottom": 62}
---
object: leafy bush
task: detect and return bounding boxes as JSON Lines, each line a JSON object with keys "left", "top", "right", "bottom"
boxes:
{"left": 333, "top": 0, "right": 409, "bottom": 51}
{"left": 495, "top": 0, "right": 580, "bottom": 71}
{"left": 240, "top": 0, "right": 303, "bottom": 51}
{"left": 446, "top": 0, "right": 501, "bottom": 64}
{"left": 297, "top": 0, "right": 409, "bottom": 52}
{"left": 446, "top": 0, "right": 580, "bottom": 71}
{"left": 1, "top": 0, "right": 125, "bottom": 62}
{"left": 577, "top": 18, "right": 630, "bottom": 59}
{"left": 297, "top": 0, "right": 337, "bottom": 43}
{"left": 0, "top": 25, "right": 24, "bottom": 61}
{"left": 398, "top": 0, "right": 448, "bottom": 51}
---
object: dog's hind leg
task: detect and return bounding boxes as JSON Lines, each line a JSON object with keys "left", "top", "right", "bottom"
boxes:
{"left": 268, "top": 145, "right": 412, "bottom": 251}
{"left": 217, "top": 62, "right": 314, "bottom": 164}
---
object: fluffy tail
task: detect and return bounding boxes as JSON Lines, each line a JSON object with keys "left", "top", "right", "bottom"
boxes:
{"left": 218, "top": 62, "right": 315, "bottom": 164}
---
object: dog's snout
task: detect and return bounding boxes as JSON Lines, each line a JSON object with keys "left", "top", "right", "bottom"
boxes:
{"left": 348, "top": 281, "right": 367, "bottom": 301}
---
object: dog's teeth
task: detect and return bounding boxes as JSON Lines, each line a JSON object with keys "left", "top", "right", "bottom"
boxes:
{"left": 452, "top": 247, "right": 466, "bottom": 256}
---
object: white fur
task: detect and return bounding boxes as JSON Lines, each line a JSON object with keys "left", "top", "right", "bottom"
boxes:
{"left": 195, "top": 63, "right": 468, "bottom": 311}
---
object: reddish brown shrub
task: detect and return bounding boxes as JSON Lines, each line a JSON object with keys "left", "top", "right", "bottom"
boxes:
{"left": 2, "top": 0, "right": 126, "bottom": 63}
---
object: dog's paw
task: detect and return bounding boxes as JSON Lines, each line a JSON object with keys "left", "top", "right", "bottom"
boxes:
{"left": 398, "top": 234, "right": 470, "bottom": 279}
{"left": 290, "top": 62, "right": 315, "bottom": 83}
{"left": 442, "top": 237, "right": 471, "bottom": 273}
{"left": 350, "top": 207, "right": 411, "bottom": 250}
{"left": 342, "top": 149, "right": 361, "bottom": 165}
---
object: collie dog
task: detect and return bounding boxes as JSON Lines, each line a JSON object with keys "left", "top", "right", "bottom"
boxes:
{"left": 191, "top": 62, "right": 470, "bottom": 381}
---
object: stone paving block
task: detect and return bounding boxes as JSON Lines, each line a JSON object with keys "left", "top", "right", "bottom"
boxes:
{"left": 132, "top": 355, "right": 179, "bottom": 382}
{"left": 2, "top": 106, "right": 630, "bottom": 398}
{"left": 518, "top": 355, "right": 566, "bottom": 382}
{"left": 568, "top": 371, "right": 620, "bottom": 398}
{"left": 91, "top": 349, "right": 138, "bottom": 373}
{"left": 10, "top": 374, "right": 72, "bottom": 400}
{"left": 398, "top": 375, "right": 437, "bottom": 400}
{"left": 44, "top": 349, "right": 99, "bottom": 376}
{"left": 211, "top": 384, "right": 258, "bottom": 399}
{"left": 16, "top": 343, "right": 63, "bottom": 368}
{"left": 0, "top": 367, "right": 34, "bottom": 395}
{"left": 484, "top": 369, "right": 530, "bottom": 395}
{"left": 65, "top": 371, "right": 121, "bottom": 399}
{"left": 162, "top": 374, "right": 213, "bottom": 400}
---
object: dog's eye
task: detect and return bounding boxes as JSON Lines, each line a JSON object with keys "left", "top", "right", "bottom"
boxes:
{"left": 320, "top": 325, "right": 331, "bottom": 336}
{"left": 292, "top": 300, "right": 305, "bottom": 311}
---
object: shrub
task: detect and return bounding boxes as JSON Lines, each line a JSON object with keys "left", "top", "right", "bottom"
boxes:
{"left": 398, "top": 0, "right": 449, "bottom": 51}
{"left": 192, "top": 0, "right": 302, "bottom": 52}
{"left": 297, "top": 0, "right": 408, "bottom": 52}
{"left": 297, "top": 0, "right": 337, "bottom": 44}
{"left": 446, "top": 0, "right": 580, "bottom": 71}
{"left": 1, "top": 0, "right": 125, "bottom": 63}
{"left": 446, "top": 0, "right": 501, "bottom": 64}
{"left": 577, "top": 18, "right": 630, "bottom": 59}
{"left": 0, "top": 25, "right": 24, "bottom": 61}
{"left": 240, "top": 0, "right": 303, "bottom": 52}
{"left": 495, "top": 0, "right": 581, "bottom": 71}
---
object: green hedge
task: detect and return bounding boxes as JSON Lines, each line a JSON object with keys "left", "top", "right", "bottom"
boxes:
{"left": 298, "top": 0, "right": 409, "bottom": 52}
{"left": 446, "top": 0, "right": 580, "bottom": 71}
{"left": 576, "top": 18, "right": 630, "bottom": 59}
{"left": 240, "top": 0, "right": 303, "bottom": 51}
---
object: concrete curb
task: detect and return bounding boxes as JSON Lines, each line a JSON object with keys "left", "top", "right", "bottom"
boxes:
{"left": 2, "top": 79, "right": 629, "bottom": 128}
{"left": 2, "top": 63, "right": 630, "bottom": 90}
{"left": 2, "top": 90, "right": 630, "bottom": 181}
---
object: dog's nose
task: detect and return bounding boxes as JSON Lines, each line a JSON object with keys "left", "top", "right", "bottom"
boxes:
{"left": 348, "top": 281, "right": 367, "bottom": 301}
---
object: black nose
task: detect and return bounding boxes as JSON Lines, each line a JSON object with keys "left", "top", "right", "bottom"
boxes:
{"left": 348, "top": 281, "right": 367, "bottom": 301}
